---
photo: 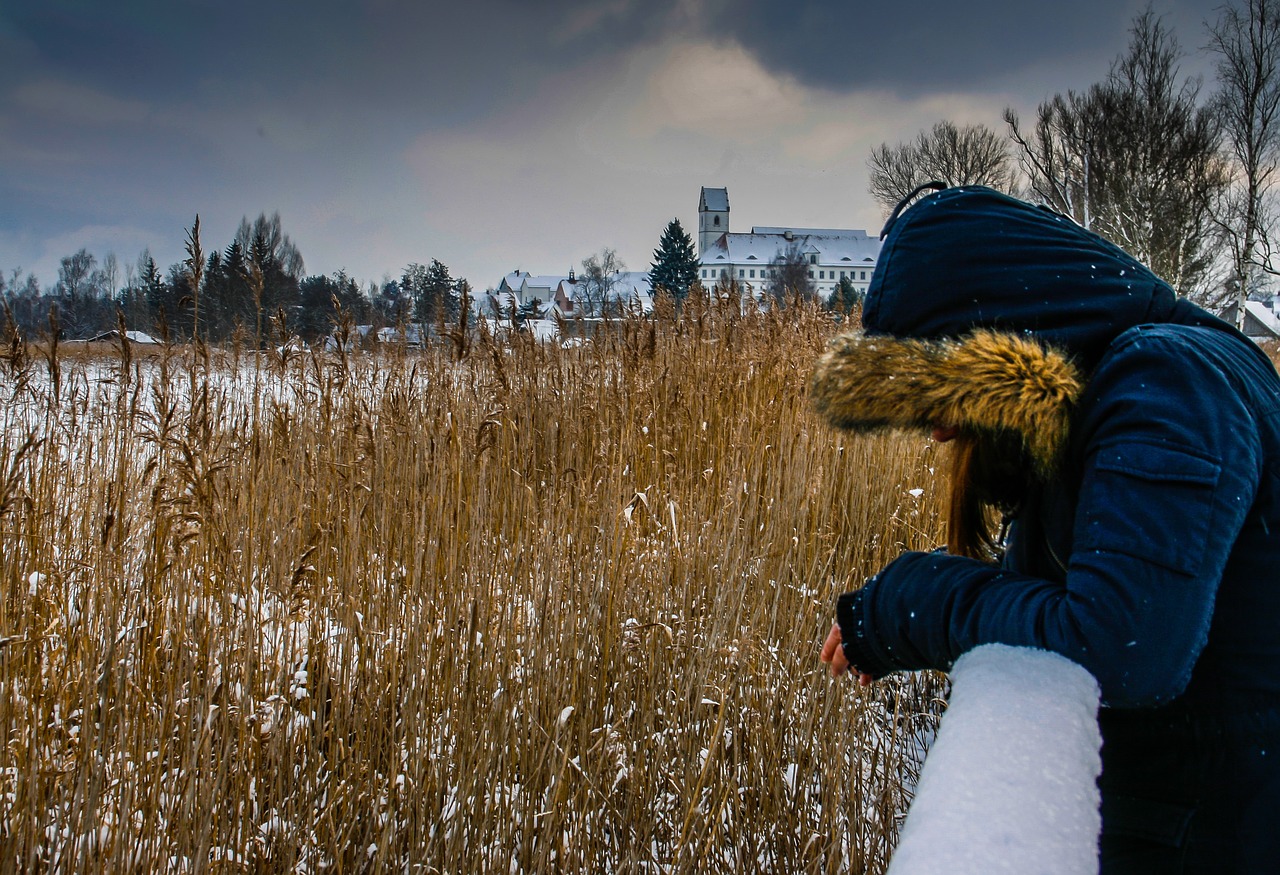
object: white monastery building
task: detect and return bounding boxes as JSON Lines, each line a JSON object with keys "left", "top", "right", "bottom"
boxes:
{"left": 696, "top": 186, "right": 882, "bottom": 300}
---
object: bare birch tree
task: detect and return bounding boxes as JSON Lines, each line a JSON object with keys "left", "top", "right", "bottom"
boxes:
{"left": 1209, "top": 0, "right": 1280, "bottom": 324}
{"left": 1006, "top": 9, "right": 1228, "bottom": 300}
{"left": 579, "top": 248, "right": 625, "bottom": 317}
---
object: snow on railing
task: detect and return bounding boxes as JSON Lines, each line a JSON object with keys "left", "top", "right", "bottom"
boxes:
{"left": 888, "top": 644, "right": 1102, "bottom": 875}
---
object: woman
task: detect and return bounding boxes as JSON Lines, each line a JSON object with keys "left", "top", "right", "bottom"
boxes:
{"left": 811, "top": 185, "right": 1280, "bottom": 872}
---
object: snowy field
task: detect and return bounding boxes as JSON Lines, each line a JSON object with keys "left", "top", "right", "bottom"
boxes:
{"left": 1, "top": 311, "right": 954, "bottom": 872}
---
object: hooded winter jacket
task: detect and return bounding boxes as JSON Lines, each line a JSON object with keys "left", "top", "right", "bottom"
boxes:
{"left": 810, "top": 187, "right": 1280, "bottom": 872}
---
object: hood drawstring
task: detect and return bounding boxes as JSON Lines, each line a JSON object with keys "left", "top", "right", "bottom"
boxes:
{"left": 880, "top": 181, "right": 948, "bottom": 240}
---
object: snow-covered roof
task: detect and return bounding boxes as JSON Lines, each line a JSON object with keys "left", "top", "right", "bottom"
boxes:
{"left": 523, "top": 275, "right": 565, "bottom": 292}
{"left": 1244, "top": 300, "right": 1280, "bottom": 337}
{"left": 497, "top": 271, "right": 531, "bottom": 292}
{"left": 611, "top": 271, "right": 652, "bottom": 294}
{"left": 85, "top": 329, "right": 161, "bottom": 344}
{"left": 700, "top": 187, "right": 730, "bottom": 213}
{"left": 699, "top": 228, "right": 880, "bottom": 266}
{"left": 553, "top": 272, "right": 654, "bottom": 312}
{"left": 1219, "top": 300, "right": 1280, "bottom": 337}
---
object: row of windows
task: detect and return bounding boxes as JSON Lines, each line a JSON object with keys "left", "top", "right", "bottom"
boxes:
{"left": 699, "top": 268, "right": 870, "bottom": 281}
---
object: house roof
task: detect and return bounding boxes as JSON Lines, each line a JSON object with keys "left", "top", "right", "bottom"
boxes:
{"left": 523, "top": 275, "right": 565, "bottom": 292}
{"left": 554, "top": 272, "right": 655, "bottom": 313}
{"left": 1221, "top": 300, "right": 1280, "bottom": 338}
{"left": 700, "top": 228, "right": 881, "bottom": 266}
{"left": 498, "top": 270, "right": 531, "bottom": 292}
{"left": 85, "top": 329, "right": 161, "bottom": 344}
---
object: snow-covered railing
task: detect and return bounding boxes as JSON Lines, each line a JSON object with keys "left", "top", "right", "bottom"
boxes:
{"left": 888, "top": 645, "right": 1103, "bottom": 875}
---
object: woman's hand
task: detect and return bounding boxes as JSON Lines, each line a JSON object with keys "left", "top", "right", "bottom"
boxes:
{"left": 820, "top": 623, "right": 873, "bottom": 686}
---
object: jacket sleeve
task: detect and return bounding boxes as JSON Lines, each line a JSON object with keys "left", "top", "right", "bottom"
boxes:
{"left": 836, "top": 329, "right": 1261, "bottom": 708}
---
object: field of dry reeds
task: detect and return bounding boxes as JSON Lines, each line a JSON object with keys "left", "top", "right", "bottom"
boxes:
{"left": 0, "top": 300, "right": 949, "bottom": 873}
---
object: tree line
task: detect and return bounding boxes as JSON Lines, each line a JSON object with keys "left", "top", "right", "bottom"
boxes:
{"left": 0, "top": 212, "right": 470, "bottom": 344}
{"left": 866, "top": 0, "right": 1280, "bottom": 325}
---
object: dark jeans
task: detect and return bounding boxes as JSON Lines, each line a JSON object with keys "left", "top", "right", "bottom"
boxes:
{"left": 1099, "top": 703, "right": 1280, "bottom": 874}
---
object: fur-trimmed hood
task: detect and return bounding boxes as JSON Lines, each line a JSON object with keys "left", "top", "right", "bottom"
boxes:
{"left": 810, "top": 328, "right": 1083, "bottom": 478}
{"left": 860, "top": 186, "right": 1180, "bottom": 370}
{"left": 810, "top": 186, "right": 1247, "bottom": 477}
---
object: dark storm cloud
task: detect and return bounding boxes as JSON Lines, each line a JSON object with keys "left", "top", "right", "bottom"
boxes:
{"left": 1, "top": 0, "right": 1227, "bottom": 126}
{"left": 1, "top": 0, "right": 690, "bottom": 128}
{"left": 699, "top": 0, "right": 1155, "bottom": 94}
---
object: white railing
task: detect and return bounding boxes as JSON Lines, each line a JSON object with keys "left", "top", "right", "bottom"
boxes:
{"left": 888, "top": 644, "right": 1103, "bottom": 875}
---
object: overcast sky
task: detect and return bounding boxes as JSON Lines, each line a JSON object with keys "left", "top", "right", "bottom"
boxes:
{"left": 0, "top": 0, "right": 1227, "bottom": 294}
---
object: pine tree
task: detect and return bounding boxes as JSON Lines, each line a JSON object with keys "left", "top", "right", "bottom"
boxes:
{"left": 648, "top": 218, "right": 700, "bottom": 301}
{"left": 404, "top": 259, "right": 458, "bottom": 327}
{"left": 827, "top": 276, "right": 862, "bottom": 316}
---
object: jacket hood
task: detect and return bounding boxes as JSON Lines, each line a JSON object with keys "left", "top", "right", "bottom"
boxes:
{"left": 813, "top": 186, "right": 1254, "bottom": 472}
{"left": 810, "top": 329, "right": 1083, "bottom": 478}
{"left": 863, "top": 186, "right": 1178, "bottom": 368}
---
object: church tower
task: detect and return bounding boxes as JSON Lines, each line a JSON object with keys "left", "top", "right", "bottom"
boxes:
{"left": 698, "top": 186, "right": 729, "bottom": 256}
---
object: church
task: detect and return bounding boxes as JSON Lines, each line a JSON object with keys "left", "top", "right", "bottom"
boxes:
{"left": 696, "top": 187, "right": 882, "bottom": 301}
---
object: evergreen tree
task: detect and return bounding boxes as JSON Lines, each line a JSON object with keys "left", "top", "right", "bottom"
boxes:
{"left": 247, "top": 228, "right": 301, "bottom": 332}
{"left": 827, "top": 275, "right": 862, "bottom": 316}
{"left": 648, "top": 218, "right": 700, "bottom": 301}
{"left": 137, "top": 252, "right": 171, "bottom": 334}
{"left": 403, "top": 259, "right": 459, "bottom": 328}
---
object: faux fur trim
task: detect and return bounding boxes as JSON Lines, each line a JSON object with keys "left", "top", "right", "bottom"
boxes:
{"left": 809, "top": 329, "right": 1083, "bottom": 478}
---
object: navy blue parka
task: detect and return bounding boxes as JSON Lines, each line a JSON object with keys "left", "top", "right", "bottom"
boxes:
{"left": 820, "top": 187, "right": 1280, "bottom": 871}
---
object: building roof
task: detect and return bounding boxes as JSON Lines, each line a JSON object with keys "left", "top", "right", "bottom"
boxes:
{"left": 497, "top": 270, "right": 531, "bottom": 292}
{"left": 85, "top": 329, "right": 161, "bottom": 344}
{"left": 554, "top": 271, "right": 655, "bottom": 313}
{"left": 699, "top": 228, "right": 880, "bottom": 266}
{"left": 1221, "top": 300, "right": 1280, "bottom": 338}
{"left": 523, "top": 275, "right": 565, "bottom": 292}
{"left": 700, "top": 186, "right": 729, "bottom": 213}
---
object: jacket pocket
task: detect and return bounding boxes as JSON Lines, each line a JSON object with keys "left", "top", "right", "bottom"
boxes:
{"left": 1101, "top": 792, "right": 1195, "bottom": 847}
{"left": 1076, "top": 442, "right": 1221, "bottom": 576}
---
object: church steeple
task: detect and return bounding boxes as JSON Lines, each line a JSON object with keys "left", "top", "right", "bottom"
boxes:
{"left": 698, "top": 186, "right": 729, "bottom": 256}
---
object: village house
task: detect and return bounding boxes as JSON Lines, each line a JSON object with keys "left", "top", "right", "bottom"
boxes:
{"left": 1221, "top": 298, "right": 1280, "bottom": 340}
{"left": 486, "top": 269, "right": 654, "bottom": 319}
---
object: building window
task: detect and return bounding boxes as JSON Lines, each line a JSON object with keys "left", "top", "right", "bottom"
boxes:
{"left": 739, "top": 269, "right": 745, "bottom": 278}
{"left": 749, "top": 270, "right": 755, "bottom": 278}
{"left": 840, "top": 271, "right": 846, "bottom": 279}
{"left": 808, "top": 270, "right": 814, "bottom": 278}
{"left": 714, "top": 216, "right": 720, "bottom": 226}
{"left": 701, "top": 270, "right": 706, "bottom": 278}
{"left": 809, "top": 255, "right": 817, "bottom": 265}
{"left": 861, "top": 271, "right": 867, "bottom": 280}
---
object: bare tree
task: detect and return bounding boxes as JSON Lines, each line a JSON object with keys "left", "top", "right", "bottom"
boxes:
{"left": 1209, "top": 0, "right": 1280, "bottom": 324}
{"left": 868, "top": 120, "right": 1016, "bottom": 213}
{"left": 579, "top": 248, "right": 625, "bottom": 317}
{"left": 99, "top": 253, "right": 119, "bottom": 300}
{"left": 56, "top": 249, "right": 96, "bottom": 302}
{"left": 1006, "top": 9, "right": 1228, "bottom": 299}
{"left": 766, "top": 243, "right": 817, "bottom": 303}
